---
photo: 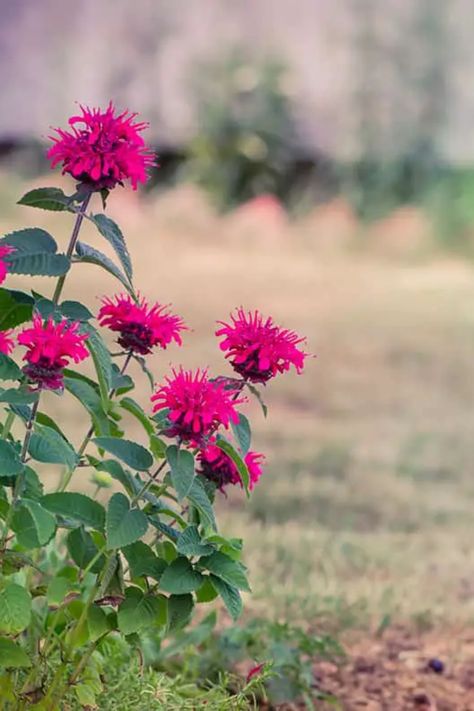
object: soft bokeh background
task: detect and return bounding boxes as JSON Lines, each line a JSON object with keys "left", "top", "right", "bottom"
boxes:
{"left": 2, "top": 0, "right": 474, "bottom": 637}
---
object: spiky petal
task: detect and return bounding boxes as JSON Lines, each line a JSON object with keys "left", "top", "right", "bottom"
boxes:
{"left": 0, "top": 331, "right": 14, "bottom": 356}
{"left": 0, "top": 245, "right": 15, "bottom": 285}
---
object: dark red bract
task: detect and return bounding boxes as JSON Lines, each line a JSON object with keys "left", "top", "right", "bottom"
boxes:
{"left": 48, "top": 103, "right": 156, "bottom": 191}
{"left": 198, "top": 441, "right": 264, "bottom": 491}
{"left": 98, "top": 293, "right": 186, "bottom": 355}
{"left": 18, "top": 316, "right": 89, "bottom": 390}
{"left": 151, "top": 368, "right": 244, "bottom": 445}
{"left": 216, "top": 308, "right": 308, "bottom": 383}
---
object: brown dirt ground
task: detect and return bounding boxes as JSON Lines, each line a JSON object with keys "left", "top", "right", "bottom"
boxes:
{"left": 315, "top": 627, "right": 474, "bottom": 710}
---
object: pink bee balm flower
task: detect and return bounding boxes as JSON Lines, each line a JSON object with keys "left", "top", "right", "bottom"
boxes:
{"left": 199, "top": 441, "right": 264, "bottom": 491}
{"left": 216, "top": 308, "right": 307, "bottom": 384}
{"left": 98, "top": 293, "right": 186, "bottom": 356}
{"left": 48, "top": 102, "right": 156, "bottom": 191}
{"left": 151, "top": 368, "right": 244, "bottom": 445}
{"left": 18, "top": 316, "right": 89, "bottom": 390}
{"left": 0, "top": 245, "right": 15, "bottom": 285}
{"left": 0, "top": 331, "right": 14, "bottom": 356}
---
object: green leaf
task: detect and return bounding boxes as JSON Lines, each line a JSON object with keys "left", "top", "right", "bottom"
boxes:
{"left": 93, "top": 437, "right": 153, "bottom": 471}
{"left": 12, "top": 499, "right": 56, "bottom": 549}
{"left": 167, "top": 594, "right": 194, "bottom": 632}
{"left": 29, "top": 424, "right": 78, "bottom": 469}
{"left": 231, "top": 412, "right": 251, "bottom": 455}
{"left": 110, "top": 364, "right": 134, "bottom": 394}
{"left": 246, "top": 383, "right": 268, "bottom": 417}
{"left": 196, "top": 578, "right": 219, "bottom": 603}
{"left": 64, "top": 376, "right": 112, "bottom": 436}
{"left": 0, "top": 441, "right": 23, "bottom": 477}
{"left": 159, "top": 557, "right": 204, "bottom": 594}
{"left": 119, "top": 397, "right": 155, "bottom": 436}
{"left": 106, "top": 493, "right": 148, "bottom": 549}
{"left": 91, "top": 213, "right": 133, "bottom": 282}
{"left": 0, "top": 583, "right": 31, "bottom": 634}
{"left": 35, "top": 412, "right": 70, "bottom": 443}
{"left": 167, "top": 446, "right": 195, "bottom": 500}
{"left": 41, "top": 493, "right": 105, "bottom": 531}
{"left": 91, "top": 459, "right": 138, "bottom": 497}
{"left": 149, "top": 435, "right": 167, "bottom": 459}
{"left": 216, "top": 436, "right": 249, "bottom": 493}
{"left": 17, "top": 187, "right": 70, "bottom": 211}
{"left": 23, "top": 466, "right": 44, "bottom": 500}
{"left": 187, "top": 478, "right": 216, "bottom": 530}
{"left": 33, "top": 297, "right": 56, "bottom": 319}
{"left": 0, "top": 227, "right": 57, "bottom": 254}
{"left": 122, "top": 541, "right": 166, "bottom": 580}
{"left": 87, "top": 606, "right": 112, "bottom": 641}
{"left": 177, "top": 525, "right": 215, "bottom": 558}
{"left": 210, "top": 575, "right": 242, "bottom": 621}
{"left": 67, "top": 527, "right": 104, "bottom": 572}
{"left": 0, "top": 354, "right": 21, "bottom": 382}
{"left": 83, "top": 325, "right": 113, "bottom": 408}
{"left": 0, "top": 638, "right": 31, "bottom": 668}
{"left": 0, "top": 289, "right": 33, "bottom": 330}
{"left": 0, "top": 388, "right": 38, "bottom": 405}
{"left": 46, "top": 576, "right": 70, "bottom": 605}
{"left": 117, "top": 587, "right": 166, "bottom": 635}
{"left": 199, "top": 551, "right": 250, "bottom": 591}
{"left": 75, "top": 241, "right": 133, "bottom": 292}
{"left": 5, "top": 252, "right": 70, "bottom": 277}
{"left": 60, "top": 300, "right": 94, "bottom": 321}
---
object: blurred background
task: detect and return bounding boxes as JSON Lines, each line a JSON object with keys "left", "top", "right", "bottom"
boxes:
{"left": 3, "top": 0, "right": 474, "bottom": 691}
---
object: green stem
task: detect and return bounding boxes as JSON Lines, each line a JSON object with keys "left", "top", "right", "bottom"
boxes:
{"left": 1, "top": 397, "right": 40, "bottom": 550}
{"left": 58, "top": 351, "right": 133, "bottom": 493}
{"left": 132, "top": 459, "right": 167, "bottom": 505}
{"left": 52, "top": 193, "right": 92, "bottom": 305}
{"left": 1, "top": 411, "right": 15, "bottom": 440}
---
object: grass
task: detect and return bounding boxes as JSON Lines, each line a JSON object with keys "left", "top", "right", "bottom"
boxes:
{"left": 4, "top": 174, "right": 474, "bottom": 637}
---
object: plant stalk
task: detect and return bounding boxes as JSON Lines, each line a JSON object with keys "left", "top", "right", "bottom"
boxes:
{"left": 52, "top": 193, "right": 92, "bottom": 305}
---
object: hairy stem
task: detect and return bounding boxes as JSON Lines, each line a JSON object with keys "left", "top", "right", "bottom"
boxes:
{"left": 1, "top": 397, "right": 40, "bottom": 550}
{"left": 52, "top": 193, "right": 92, "bottom": 305}
{"left": 58, "top": 351, "right": 133, "bottom": 493}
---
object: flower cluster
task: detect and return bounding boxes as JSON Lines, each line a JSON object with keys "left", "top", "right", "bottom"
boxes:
{"left": 98, "top": 293, "right": 186, "bottom": 355}
{"left": 48, "top": 102, "right": 155, "bottom": 191}
{"left": 216, "top": 308, "right": 307, "bottom": 383}
{"left": 18, "top": 316, "right": 89, "bottom": 390}
{"left": 151, "top": 368, "right": 244, "bottom": 446}
{"left": 198, "top": 442, "right": 264, "bottom": 491}
{"left": 0, "top": 244, "right": 14, "bottom": 285}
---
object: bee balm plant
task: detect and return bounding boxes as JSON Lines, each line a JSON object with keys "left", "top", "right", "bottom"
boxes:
{"left": 0, "top": 103, "right": 307, "bottom": 709}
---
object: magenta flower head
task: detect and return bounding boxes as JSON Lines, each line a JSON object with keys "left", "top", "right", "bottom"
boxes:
{"left": 216, "top": 308, "right": 308, "bottom": 384}
{"left": 0, "top": 331, "right": 14, "bottom": 356}
{"left": 199, "top": 441, "right": 264, "bottom": 491}
{"left": 48, "top": 102, "right": 156, "bottom": 191}
{"left": 18, "top": 316, "right": 89, "bottom": 390}
{"left": 151, "top": 368, "right": 244, "bottom": 445}
{"left": 98, "top": 293, "right": 186, "bottom": 356}
{"left": 0, "top": 245, "right": 15, "bottom": 285}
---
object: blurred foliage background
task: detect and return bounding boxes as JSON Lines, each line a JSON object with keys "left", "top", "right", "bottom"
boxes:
{"left": 1, "top": 0, "right": 474, "bottom": 246}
